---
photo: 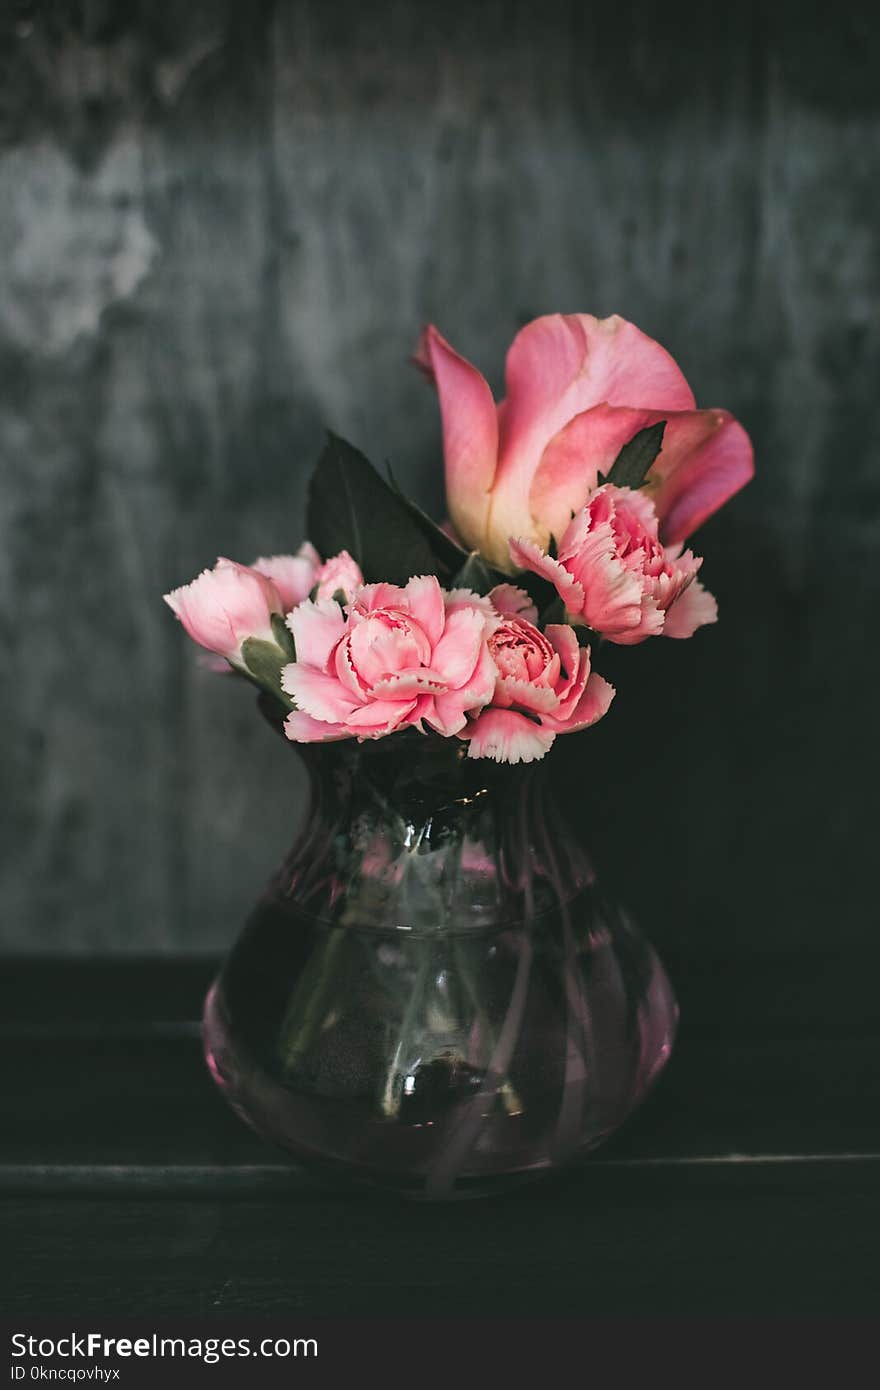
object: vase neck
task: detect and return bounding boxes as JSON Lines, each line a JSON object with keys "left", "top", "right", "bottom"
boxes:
{"left": 272, "top": 738, "right": 594, "bottom": 933}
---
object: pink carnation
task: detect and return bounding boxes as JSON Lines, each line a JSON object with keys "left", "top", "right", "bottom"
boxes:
{"left": 313, "top": 549, "right": 364, "bottom": 604}
{"left": 511, "top": 484, "right": 717, "bottom": 645}
{"left": 282, "top": 575, "right": 497, "bottom": 744}
{"left": 463, "top": 585, "right": 615, "bottom": 763}
{"left": 252, "top": 543, "right": 320, "bottom": 611}
{"left": 254, "top": 545, "right": 364, "bottom": 611}
{"left": 164, "top": 557, "right": 282, "bottom": 664}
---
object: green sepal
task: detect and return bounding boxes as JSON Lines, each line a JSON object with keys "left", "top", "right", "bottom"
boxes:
{"left": 386, "top": 463, "right": 468, "bottom": 573}
{"left": 605, "top": 421, "right": 667, "bottom": 490}
{"left": 270, "top": 612, "right": 296, "bottom": 659}
{"left": 540, "top": 595, "right": 566, "bottom": 627}
{"left": 241, "top": 637, "right": 294, "bottom": 709}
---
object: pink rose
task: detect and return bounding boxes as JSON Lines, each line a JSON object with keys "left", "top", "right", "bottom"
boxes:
{"left": 511, "top": 484, "right": 717, "bottom": 644}
{"left": 416, "top": 313, "right": 753, "bottom": 571}
{"left": 164, "top": 557, "right": 283, "bottom": 664}
{"left": 463, "top": 585, "right": 615, "bottom": 763}
{"left": 313, "top": 549, "right": 364, "bottom": 604}
{"left": 252, "top": 543, "right": 320, "bottom": 611}
{"left": 282, "top": 575, "right": 497, "bottom": 743}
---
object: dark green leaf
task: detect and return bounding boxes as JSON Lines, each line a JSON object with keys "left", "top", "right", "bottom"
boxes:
{"left": 307, "top": 433, "right": 440, "bottom": 586}
{"left": 606, "top": 421, "right": 667, "bottom": 490}
{"left": 241, "top": 637, "right": 294, "bottom": 708}
{"left": 270, "top": 612, "right": 296, "bottom": 659}
{"left": 386, "top": 463, "right": 468, "bottom": 572}
{"left": 452, "top": 551, "right": 503, "bottom": 596}
{"left": 540, "top": 595, "right": 566, "bottom": 626}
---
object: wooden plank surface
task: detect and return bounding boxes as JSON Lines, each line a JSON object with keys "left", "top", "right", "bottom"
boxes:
{"left": 4, "top": 952, "right": 880, "bottom": 1169}
{"left": 6, "top": 1168, "right": 880, "bottom": 1316}
{"left": 3, "top": 957, "right": 880, "bottom": 1315}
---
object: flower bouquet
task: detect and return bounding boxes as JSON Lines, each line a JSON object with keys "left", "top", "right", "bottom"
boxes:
{"left": 167, "top": 314, "right": 753, "bottom": 1197}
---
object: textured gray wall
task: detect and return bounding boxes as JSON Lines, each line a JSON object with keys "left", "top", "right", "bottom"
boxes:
{"left": 2, "top": 1, "right": 878, "bottom": 954}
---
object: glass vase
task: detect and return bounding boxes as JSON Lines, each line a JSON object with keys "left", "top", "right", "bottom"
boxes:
{"left": 203, "top": 729, "right": 677, "bottom": 1199}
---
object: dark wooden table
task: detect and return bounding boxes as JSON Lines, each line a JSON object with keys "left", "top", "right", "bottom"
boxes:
{"left": 3, "top": 951, "right": 879, "bottom": 1317}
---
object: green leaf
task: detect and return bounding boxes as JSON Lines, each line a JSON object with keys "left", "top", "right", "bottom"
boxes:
{"left": 386, "top": 464, "right": 468, "bottom": 572}
{"left": 241, "top": 637, "right": 294, "bottom": 708}
{"left": 540, "top": 595, "right": 566, "bottom": 626}
{"left": 605, "top": 421, "right": 667, "bottom": 490}
{"left": 452, "top": 551, "right": 503, "bottom": 596}
{"left": 270, "top": 612, "right": 296, "bottom": 659}
{"left": 307, "top": 433, "right": 441, "bottom": 586}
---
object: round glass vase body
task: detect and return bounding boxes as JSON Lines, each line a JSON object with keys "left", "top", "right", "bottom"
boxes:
{"left": 203, "top": 735, "right": 677, "bottom": 1199}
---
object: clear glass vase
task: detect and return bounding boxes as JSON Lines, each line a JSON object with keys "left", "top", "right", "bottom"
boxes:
{"left": 203, "top": 729, "right": 677, "bottom": 1199}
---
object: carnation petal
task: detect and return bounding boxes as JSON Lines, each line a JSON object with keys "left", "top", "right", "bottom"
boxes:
{"left": 489, "top": 583, "right": 538, "bottom": 623}
{"left": 508, "top": 537, "right": 585, "bottom": 614}
{"left": 466, "top": 708, "right": 556, "bottom": 764}
{"left": 164, "top": 576, "right": 239, "bottom": 659}
{"left": 663, "top": 578, "right": 718, "bottom": 639}
{"left": 348, "top": 615, "right": 431, "bottom": 687}
{"left": 543, "top": 671, "right": 615, "bottom": 734}
{"left": 344, "top": 699, "right": 417, "bottom": 734}
{"left": 543, "top": 624, "right": 588, "bottom": 712}
{"left": 334, "top": 635, "right": 368, "bottom": 698}
{"left": 427, "top": 643, "right": 497, "bottom": 736}
{"left": 495, "top": 675, "right": 560, "bottom": 714}
{"left": 443, "top": 588, "right": 498, "bottom": 621}
{"left": 371, "top": 670, "right": 447, "bottom": 699}
{"left": 543, "top": 622, "right": 581, "bottom": 686}
{"left": 287, "top": 598, "right": 347, "bottom": 669}
{"left": 351, "top": 582, "right": 408, "bottom": 619}
{"left": 430, "top": 606, "right": 485, "bottom": 688}
{"left": 284, "top": 710, "right": 351, "bottom": 743}
{"left": 313, "top": 549, "right": 365, "bottom": 604}
{"left": 164, "top": 559, "right": 280, "bottom": 659}
{"left": 559, "top": 519, "right": 645, "bottom": 635}
{"left": 602, "top": 593, "right": 666, "bottom": 645}
{"left": 404, "top": 574, "right": 446, "bottom": 646}
{"left": 253, "top": 544, "right": 320, "bottom": 611}
{"left": 281, "top": 662, "right": 361, "bottom": 723}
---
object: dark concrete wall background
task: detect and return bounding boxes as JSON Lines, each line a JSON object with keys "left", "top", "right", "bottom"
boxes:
{"left": 2, "top": 0, "right": 878, "bottom": 954}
